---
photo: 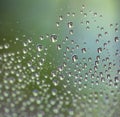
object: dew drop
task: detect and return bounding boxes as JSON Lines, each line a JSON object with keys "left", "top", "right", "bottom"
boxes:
{"left": 51, "top": 88, "right": 57, "bottom": 96}
{"left": 94, "top": 12, "right": 97, "bottom": 17}
{"left": 67, "top": 12, "right": 70, "bottom": 16}
{"left": 68, "top": 22, "right": 73, "bottom": 28}
{"left": 69, "top": 30, "right": 73, "bottom": 35}
{"left": 50, "top": 34, "right": 57, "bottom": 42}
{"left": 81, "top": 48, "right": 87, "bottom": 53}
{"left": 86, "top": 21, "right": 89, "bottom": 25}
{"left": 114, "top": 37, "right": 119, "bottom": 42}
{"left": 86, "top": 26, "right": 90, "bottom": 30}
{"left": 4, "top": 43, "right": 10, "bottom": 49}
{"left": 72, "top": 55, "right": 78, "bottom": 62}
{"left": 110, "top": 24, "right": 113, "bottom": 27}
{"left": 59, "top": 16, "right": 63, "bottom": 21}
{"left": 97, "top": 47, "right": 102, "bottom": 53}
{"left": 115, "top": 28, "right": 118, "bottom": 32}
{"left": 56, "top": 22, "right": 60, "bottom": 27}
{"left": 98, "top": 34, "right": 102, "bottom": 38}
{"left": 72, "top": 13, "right": 75, "bottom": 16}
{"left": 82, "top": 5, "right": 85, "bottom": 9}
{"left": 57, "top": 44, "right": 61, "bottom": 50}
{"left": 37, "top": 44, "right": 43, "bottom": 51}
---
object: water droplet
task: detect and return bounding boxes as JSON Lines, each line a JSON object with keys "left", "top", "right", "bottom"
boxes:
{"left": 59, "top": 16, "right": 63, "bottom": 21}
{"left": 67, "top": 12, "right": 70, "bottom": 16}
{"left": 97, "top": 47, "right": 102, "bottom": 53}
{"left": 84, "top": 13, "right": 87, "bottom": 17}
{"left": 51, "top": 88, "right": 57, "bottom": 96}
{"left": 72, "top": 55, "right": 78, "bottom": 62}
{"left": 4, "top": 43, "right": 10, "bottom": 49}
{"left": 39, "top": 35, "right": 44, "bottom": 40}
{"left": 0, "top": 45, "right": 3, "bottom": 50}
{"left": 86, "top": 21, "right": 89, "bottom": 25}
{"left": 114, "top": 37, "right": 119, "bottom": 42}
{"left": 52, "top": 79, "right": 59, "bottom": 86}
{"left": 57, "top": 44, "right": 61, "bottom": 50}
{"left": 86, "top": 26, "right": 90, "bottom": 30}
{"left": 94, "top": 12, "right": 97, "bottom": 17}
{"left": 32, "top": 89, "right": 39, "bottom": 97}
{"left": 37, "top": 44, "right": 43, "bottom": 51}
{"left": 100, "top": 27, "right": 104, "bottom": 31}
{"left": 98, "top": 34, "right": 102, "bottom": 38}
{"left": 117, "top": 70, "right": 120, "bottom": 74}
{"left": 50, "top": 34, "right": 57, "bottom": 42}
{"left": 68, "top": 22, "right": 73, "bottom": 28}
{"left": 56, "top": 22, "right": 60, "bottom": 27}
{"left": 72, "top": 13, "right": 75, "bottom": 16}
{"left": 28, "top": 38, "right": 32, "bottom": 43}
{"left": 69, "top": 30, "right": 73, "bottom": 35}
{"left": 81, "top": 48, "right": 87, "bottom": 53}
{"left": 82, "top": 5, "right": 85, "bottom": 9}
{"left": 100, "top": 14, "right": 103, "bottom": 17}
{"left": 110, "top": 24, "right": 113, "bottom": 27}
{"left": 80, "top": 10, "right": 83, "bottom": 14}
{"left": 23, "top": 42, "right": 28, "bottom": 47}
{"left": 115, "top": 28, "right": 118, "bottom": 32}
{"left": 104, "top": 32, "right": 108, "bottom": 35}
{"left": 96, "top": 39, "right": 99, "bottom": 43}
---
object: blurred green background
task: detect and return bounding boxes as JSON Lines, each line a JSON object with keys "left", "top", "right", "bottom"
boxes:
{"left": 0, "top": 0, "right": 120, "bottom": 117}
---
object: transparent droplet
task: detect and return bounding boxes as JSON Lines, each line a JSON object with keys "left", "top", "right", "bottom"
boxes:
{"left": 86, "top": 21, "right": 89, "bottom": 25}
{"left": 39, "top": 36, "right": 44, "bottom": 40}
{"left": 110, "top": 24, "right": 113, "bottom": 27}
{"left": 86, "top": 26, "right": 90, "bottom": 30}
{"left": 28, "top": 38, "right": 32, "bottom": 43}
{"left": 32, "top": 89, "right": 39, "bottom": 97}
{"left": 94, "top": 12, "right": 97, "bottom": 16}
{"left": 67, "top": 12, "right": 70, "bottom": 16}
{"left": 52, "top": 79, "right": 59, "bottom": 86}
{"left": 88, "top": 57, "right": 92, "bottom": 62}
{"left": 100, "top": 27, "right": 104, "bottom": 31}
{"left": 37, "top": 44, "right": 43, "bottom": 51}
{"left": 15, "top": 37, "right": 19, "bottom": 40}
{"left": 59, "top": 16, "right": 63, "bottom": 21}
{"left": 46, "top": 34, "right": 49, "bottom": 38}
{"left": 72, "top": 55, "right": 78, "bottom": 62}
{"left": 56, "top": 22, "right": 60, "bottom": 27}
{"left": 84, "top": 13, "right": 87, "bottom": 17}
{"left": 69, "top": 30, "right": 73, "bottom": 35}
{"left": 103, "top": 43, "right": 107, "bottom": 47}
{"left": 23, "top": 48, "right": 28, "bottom": 54}
{"left": 114, "top": 37, "right": 119, "bottom": 42}
{"left": 96, "top": 39, "right": 99, "bottom": 43}
{"left": 57, "top": 44, "right": 61, "bottom": 50}
{"left": 81, "top": 48, "right": 87, "bottom": 53}
{"left": 98, "top": 34, "right": 102, "bottom": 38}
{"left": 117, "top": 70, "right": 120, "bottom": 74}
{"left": 97, "top": 47, "right": 102, "bottom": 53}
{"left": 104, "top": 32, "right": 108, "bottom": 35}
{"left": 4, "top": 43, "right": 10, "bottom": 49}
{"left": 76, "top": 45, "right": 79, "bottom": 49}
{"left": 68, "top": 22, "right": 73, "bottom": 28}
{"left": 51, "top": 88, "right": 57, "bottom": 96}
{"left": 72, "top": 13, "right": 75, "bottom": 16}
{"left": 82, "top": 5, "right": 85, "bottom": 9}
{"left": 50, "top": 34, "right": 57, "bottom": 42}
{"left": 115, "top": 28, "right": 118, "bottom": 32}
{"left": 0, "top": 45, "right": 3, "bottom": 50}
{"left": 80, "top": 10, "right": 83, "bottom": 14}
{"left": 23, "top": 42, "right": 28, "bottom": 47}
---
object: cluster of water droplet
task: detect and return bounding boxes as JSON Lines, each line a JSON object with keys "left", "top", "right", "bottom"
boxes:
{"left": 0, "top": 4, "right": 120, "bottom": 117}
